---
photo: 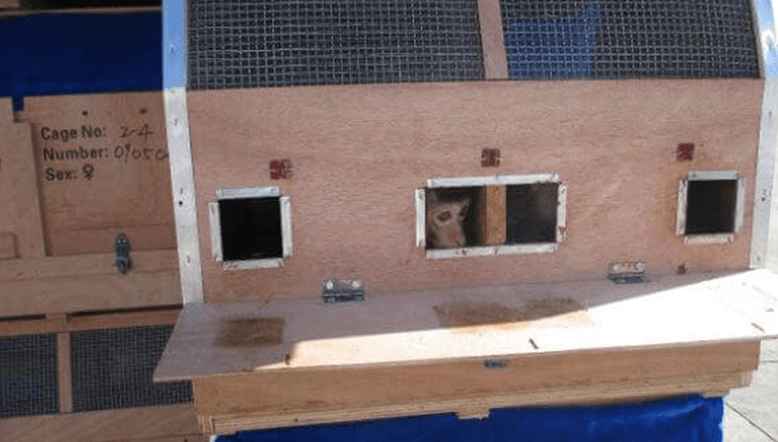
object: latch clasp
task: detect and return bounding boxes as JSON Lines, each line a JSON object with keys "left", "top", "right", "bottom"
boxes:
{"left": 322, "top": 279, "right": 364, "bottom": 304}
{"left": 115, "top": 233, "right": 131, "bottom": 275}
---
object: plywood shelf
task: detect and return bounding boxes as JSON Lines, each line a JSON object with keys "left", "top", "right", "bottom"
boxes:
{"left": 155, "top": 270, "right": 778, "bottom": 434}
{"left": 156, "top": 270, "right": 778, "bottom": 381}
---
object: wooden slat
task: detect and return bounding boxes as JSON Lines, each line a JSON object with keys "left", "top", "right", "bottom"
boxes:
{"left": 193, "top": 342, "right": 758, "bottom": 434}
{"left": 56, "top": 332, "right": 73, "bottom": 413}
{"left": 17, "top": 92, "right": 175, "bottom": 256}
{"left": 0, "top": 96, "right": 14, "bottom": 122}
{"left": 0, "top": 271, "right": 181, "bottom": 318}
{"left": 0, "top": 0, "right": 20, "bottom": 9}
{"left": 155, "top": 270, "right": 778, "bottom": 381}
{"left": 477, "top": 0, "right": 509, "bottom": 79}
{"left": 479, "top": 186, "right": 506, "bottom": 245}
{"left": 0, "top": 6, "right": 161, "bottom": 16}
{"left": 0, "top": 107, "right": 46, "bottom": 258}
{"left": 0, "top": 232, "right": 16, "bottom": 259}
{"left": 0, "top": 307, "right": 180, "bottom": 340}
{"left": 202, "top": 372, "right": 751, "bottom": 434}
{"left": 0, "top": 250, "right": 181, "bottom": 318}
{"left": 0, "top": 249, "right": 178, "bottom": 281}
{"left": 188, "top": 79, "right": 762, "bottom": 302}
{"left": 0, "top": 405, "right": 201, "bottom": 442}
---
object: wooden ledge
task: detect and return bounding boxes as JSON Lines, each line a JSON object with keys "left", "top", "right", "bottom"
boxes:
{"left": 156, "top": 270, "right": 778, "bottom": 381}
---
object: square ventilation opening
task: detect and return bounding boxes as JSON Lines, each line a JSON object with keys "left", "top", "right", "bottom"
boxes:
{"left": 419, "top": 174, "right": 566, "bottom": 259}
{"left": 677, "top": 171, "right": 745, "bottom": 245}
{"left": 210, "top": 187, "right": 292, "bottom": 269}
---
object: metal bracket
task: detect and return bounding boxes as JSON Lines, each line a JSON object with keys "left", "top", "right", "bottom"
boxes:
{"left": 115, "top": 233, "right": 131, "bottom": 275}
{"left": 484, "top": 358, "right": 509, "bottom": 369}
{"left": 322, "top": 279, "right": 365, "bottom": 304}
{"left": 608, "top": 261, "right": 645, "bottom": 284}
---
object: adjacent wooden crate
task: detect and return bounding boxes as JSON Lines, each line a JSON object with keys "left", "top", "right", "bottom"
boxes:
{"left": 1, "top": 93, "right": 189, "bottom": 439}
{"left": 0, "top": 94, "right": 180, "bottom": 318}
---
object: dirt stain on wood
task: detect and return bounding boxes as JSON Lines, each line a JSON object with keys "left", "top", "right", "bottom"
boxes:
{"left": 433, "top": 298, "right": 586, "bottom": 328}
{"left": 214, "top": 317, "right": 285, "bottom": 347}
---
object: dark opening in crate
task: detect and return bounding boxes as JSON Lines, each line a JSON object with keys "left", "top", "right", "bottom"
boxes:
{"left": 507, "top": 183, "right": 559, "bottom": 244}
{"left": 685, "top": 180, "right": 738, "bottom": 235}
{"left": 219, "top": 197, "right": 283, "bottom": 261}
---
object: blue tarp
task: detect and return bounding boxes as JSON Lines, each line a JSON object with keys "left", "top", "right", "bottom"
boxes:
{"left": 0, "top": 12, "right": 162, "bottom": 110}
{"left": 218, "top": 395, "right": 723, "bottom": 442}
{"left": 505, "top": 3, "right": 601, "bottom": 79}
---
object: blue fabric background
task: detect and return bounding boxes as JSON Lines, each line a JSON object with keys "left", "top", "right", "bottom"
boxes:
{"left": 505, "top": 3, "right": 601, "bottom": 79}
{"left": 218, "top": 395, "right": 723, "bottom": 442}
{"left": 0, "top": 12, "right": 162, "bottom": 110}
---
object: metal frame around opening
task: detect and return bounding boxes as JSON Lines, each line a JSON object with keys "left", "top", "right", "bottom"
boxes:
{"left": 418, "top": 174, "right": 566, "bottom": 259}
{"left": 677, "top": 171, "right": 746, "bottom": 245}
{"left": 208, "top": 187, "right": 293, "bottom": 271}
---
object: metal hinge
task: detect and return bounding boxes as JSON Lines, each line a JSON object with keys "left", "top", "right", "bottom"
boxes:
{"left": 322, "top": 279, "right": 364, "bottom": 304}
{"left": 608, "top": 261, "right": 645, "bottom": 284}
{"left": 115, "top": 233, "right": 131, "bottom": 275}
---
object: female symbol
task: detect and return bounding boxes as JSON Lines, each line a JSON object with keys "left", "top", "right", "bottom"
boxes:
{"left": 83, "top": 163, "right": 95, "bottom": 180}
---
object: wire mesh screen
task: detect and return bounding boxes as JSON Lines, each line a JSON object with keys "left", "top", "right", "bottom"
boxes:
{"left": 0, "top": 334, "right": 58, "bottom": 418}
{"left": 188, "top": 0, "right": 485, "bottom": 89}
{"left": 71, "top": 326, "right": 192, "bottom": 412}
{"left": 500, "top": 0, "right": 759, "bottom": 79}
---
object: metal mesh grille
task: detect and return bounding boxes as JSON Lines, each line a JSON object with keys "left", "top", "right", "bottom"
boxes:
{"left": 188, "top": 0, "right": 485, "bottom": 89}
{"left": 0, "top": 334, "right": 58, "bottom": 418}
{"left": 500, "top": 0, "right": 759, "bottom": 79}
{"left": 71, "top": 326, "right": 192, "bottom": 412}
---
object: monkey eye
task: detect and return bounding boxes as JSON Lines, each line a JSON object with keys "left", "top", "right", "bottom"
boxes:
{"left": 458, "top": 207, "right": 468, "bottom": 219}
{"left": 436, "top": 211, "right": 452, "bottom": 222}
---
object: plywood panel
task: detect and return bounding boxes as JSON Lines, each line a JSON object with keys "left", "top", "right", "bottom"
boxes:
{"left": 0, "top": 271, "right": 181, "bottom": 317}
{"left": 192, "top": 343, "right": 757, "bottom": 434}
{"left": 0, "top": 405, "right": 201, "bottom": 442}
{"left": 477, "top": 0, "right": 509, "bottom": 79}
{"left": 0, "top": 98, "right": 46, "bottom": 258}
{"left": 479, "top": 185, "right": 506, "bottom": 245}
{"left": 18, "top": 92, "right": 175, "bottom": 255}
{"left": 187, "top": 79, "right": 762, "bottom": 301}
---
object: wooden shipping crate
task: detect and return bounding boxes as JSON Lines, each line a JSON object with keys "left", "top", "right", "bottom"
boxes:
{"left": 155, "top": 0, "right": 778, "bottom": 435}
